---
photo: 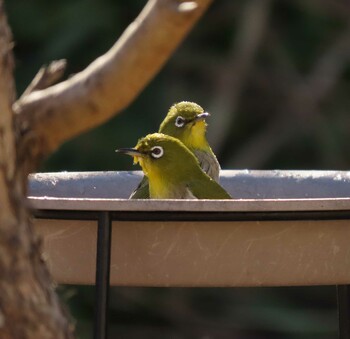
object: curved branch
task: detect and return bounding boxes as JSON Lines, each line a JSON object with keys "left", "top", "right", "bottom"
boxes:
{"left": 14, "top": 0, "right": 213, "bottom": 158}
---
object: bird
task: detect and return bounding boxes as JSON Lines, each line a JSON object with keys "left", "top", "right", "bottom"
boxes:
{"left": 116, "top": 133, "right": 231, "bottom": 199}
{"left": 130, "top": 101, "right": 220, "bottom": 199}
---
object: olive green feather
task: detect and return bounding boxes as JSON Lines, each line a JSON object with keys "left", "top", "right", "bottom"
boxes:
{"left": 118, "top": 133, "right": 231, "bottom": 200}
{"left": 130, "top": 101, "right": 221, "bottom": 199}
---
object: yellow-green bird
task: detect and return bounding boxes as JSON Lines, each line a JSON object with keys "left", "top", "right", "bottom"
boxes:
{"left": 117, "top": 133, "right": 231, "bottom": 199}
{"left": 130, "top": 101, "right": 220, "bottom": 199}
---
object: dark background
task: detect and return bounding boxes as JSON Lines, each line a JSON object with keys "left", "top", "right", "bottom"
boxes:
{"left": 7, "top": 0, "right": 350, "bottom": 337}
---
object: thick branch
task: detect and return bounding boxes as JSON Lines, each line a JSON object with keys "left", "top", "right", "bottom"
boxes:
{"left": 14, "top": 0, "right": 213, "bottom": 159}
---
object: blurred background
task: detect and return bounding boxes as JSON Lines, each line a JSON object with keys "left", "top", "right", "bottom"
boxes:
{"left": 7, "top": 0, "right": 350, "bottom": 337}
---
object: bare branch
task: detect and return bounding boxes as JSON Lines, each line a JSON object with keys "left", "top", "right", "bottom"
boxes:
{"left": 14, "top": 0, "right": 213, "bottom": 159}
{"left": 20, "top": 59, "right": 67, "bottom": 98}
{"left": 229, "top": 22, "right": 350, "bottom": 168}
{"left": 208, "top": 0, "right": 272, "bottom": 152}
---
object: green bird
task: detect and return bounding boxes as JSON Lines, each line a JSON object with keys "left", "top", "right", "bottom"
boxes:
{"left": 117, "top": 133, "right": 231, "bottom": 199}
{"left": 130, "top": 101, "right": 220, "bottom": 199}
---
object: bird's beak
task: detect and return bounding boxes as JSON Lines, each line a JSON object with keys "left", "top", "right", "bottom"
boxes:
{"left": 115, "top": 148, "right": 144, "bottom": 164}
{"left": 116, "top": 148, "right": 143, "bottom": 157}
{"left": 195, "top": 112, "right": 210, "bottom": 121}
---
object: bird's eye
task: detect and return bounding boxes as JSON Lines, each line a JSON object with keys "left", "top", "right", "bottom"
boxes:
{"left": 175, "top": 116, "right": 185, "bottom": 128}
{"left": 150, "top": 146, "right": 164, "bottom": 159}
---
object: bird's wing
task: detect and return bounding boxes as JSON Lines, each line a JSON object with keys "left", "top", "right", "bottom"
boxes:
{"left": 129, "top": 176, "right": 150, "bottom": 199}
{"left": 187, "top": 177, "right": 231, "bottom": 199}
{"left": 193, "top": 149, "right": 221, "bottom": 183}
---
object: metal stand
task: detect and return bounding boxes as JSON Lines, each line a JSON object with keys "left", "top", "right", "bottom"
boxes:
{"left": 93, "top": 212, "right": 112, "bottom": 339}
{"left": 337, "top": 285, "right": 350, "bottom": 339}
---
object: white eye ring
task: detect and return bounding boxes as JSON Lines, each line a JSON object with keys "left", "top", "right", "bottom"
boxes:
{"left": 150, "top": 146, "right": 164, "bottom": 159}
{"left": 175, "top": 116, "right": 186, "bottom": 128}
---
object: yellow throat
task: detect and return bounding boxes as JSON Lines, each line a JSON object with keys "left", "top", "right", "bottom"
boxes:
{"left": 134, "top": 156, "right": 171, "bottom": 198}
{"left": 183, "top": 120, "right": 209, "bottom": 151}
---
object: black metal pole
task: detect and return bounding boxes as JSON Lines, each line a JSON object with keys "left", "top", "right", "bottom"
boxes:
{"left": 93, "top": 211, "right": 112, "bottom": 339}
{"left": 337, "top": 285, "right": 350, "bottom": 339}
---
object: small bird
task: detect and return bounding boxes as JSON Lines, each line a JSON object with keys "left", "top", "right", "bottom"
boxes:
{"left": 117, "top": 133, "right": 231, "bottom": 199}
{"left": 130, "top": 101, "right": 220, "bottom": 199}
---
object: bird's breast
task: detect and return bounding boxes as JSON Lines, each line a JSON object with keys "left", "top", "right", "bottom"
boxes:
{"left": 149, "top": 180, "right": 197, "bottom": 199}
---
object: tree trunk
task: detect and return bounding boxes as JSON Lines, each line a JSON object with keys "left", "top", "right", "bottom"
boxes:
{"left": 0, "top": 3, "right": 74, "bottom": 339}
{"left": 0, "top": 0, "right": 212, "bottom": 337}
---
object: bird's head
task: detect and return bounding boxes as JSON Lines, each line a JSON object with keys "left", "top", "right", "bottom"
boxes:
{"left": 116, "top": 133, "right": 198, "bottom": 180}
{"left": 159, "top": 101, "right": 210, "bottom": 151}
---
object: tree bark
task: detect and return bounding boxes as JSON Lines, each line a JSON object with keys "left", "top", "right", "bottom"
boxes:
{"left": 0, "top": 2, "right": 75, "bottom": 338}
{"left": 0, "top": 0, "right": 212, "bottom": 338}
